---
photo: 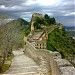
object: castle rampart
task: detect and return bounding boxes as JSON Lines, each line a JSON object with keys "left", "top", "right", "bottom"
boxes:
{"left": 24, "top": 41, "right": 75, "bottom": 75}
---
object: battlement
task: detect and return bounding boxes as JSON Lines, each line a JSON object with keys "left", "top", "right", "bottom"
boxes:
{"left": 32, "top": 13, "right": 43, "bottom": 18}
{"left": 24, "top": 40, "right": 75, "bottom": 75}
{"left": 31, "top": 13, "right": 43, "bottom": 21}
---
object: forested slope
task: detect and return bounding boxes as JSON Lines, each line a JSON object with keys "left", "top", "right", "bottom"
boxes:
{"left": 47, "top": 26, "right": 75, "bottom": 65}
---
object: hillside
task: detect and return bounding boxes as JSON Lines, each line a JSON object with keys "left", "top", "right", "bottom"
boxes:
{"left": 0, "top": 18, "right": 29, "bottom": 50}
{"left": 47, "top": 26, "right": 75, "bottom": 66}
{"left": 0, "top": 14, "right": 9, "bottom": 19}
{"left": 0, "top": 18, "right": 29, "bottom": 71}
{"left": 0, "top": 14, "right": 14, "bottom": 25}
{"left": 24, "top": 13, "right": 56, "bottom": 36}
{"left": 27, "top": 13, "right": 75, "bottom": 66}
{"left": 65, "top": 26, "right": 75, "bottom": 31}
{"left": 0, "top": 13, "right": 75, "bottom": 72}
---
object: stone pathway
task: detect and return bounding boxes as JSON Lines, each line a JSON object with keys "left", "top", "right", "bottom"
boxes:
{"left": 3, "top": 49, "right": 40, "bottom": 75}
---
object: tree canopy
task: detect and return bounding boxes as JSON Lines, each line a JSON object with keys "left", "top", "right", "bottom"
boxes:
{"left": 33, "top": 14, "right": 56, "bottom": 29}
{"left": 44, "top": 14, "right": 56, "bottom": 25}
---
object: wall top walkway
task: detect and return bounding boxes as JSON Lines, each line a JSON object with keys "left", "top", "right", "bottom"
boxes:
{"left": 24, "top": 41, "right": 75, "bottom": 75}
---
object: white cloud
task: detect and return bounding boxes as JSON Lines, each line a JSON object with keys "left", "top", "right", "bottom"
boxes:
{"left": 62, "top": 1, "right": 74, "bottom": 6}
{"left": 36, "top": 0, "right": 62, "bottom": 6}
{"left": 64, "top": 12, "right": 75, "bottom": 16}
{"left": 24, "top": 0, "right": 62, "bottom": 6}
{"left": 46, "top": 13, "right": 54, "bottom": 16}
{"left": 20, "top": 14, "right": 32, "bottom": 18}
{"left": 24, "top": 0, "right": 37, "bottom": 5}
{"left": 0, "top": 0, "right": 74, "bottom": 26}
{"left": 0, "top": 5, "right": 22, "bottom": 10}
{"left": 23, "top": 17, "right": 30, "bottom": 21}
{"left": 11, "top": 6, "right": 23, "bottom": 10}
{"left": 0, "top": 5, "right": 6, "bottom": 9}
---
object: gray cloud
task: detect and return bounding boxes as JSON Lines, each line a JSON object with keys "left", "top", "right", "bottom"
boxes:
{"left": 0, "top": 0, "right": 74, "bottom": 26}
{"left": 0, "top": 0, "right": 27, "bottom": 6}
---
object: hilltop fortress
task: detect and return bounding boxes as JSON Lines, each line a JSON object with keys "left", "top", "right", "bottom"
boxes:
{"left": 24, "top": 13, "right": 75, "bottom": 75}
{"left": 28, "top": 13, "right": 47, "bottom": 49}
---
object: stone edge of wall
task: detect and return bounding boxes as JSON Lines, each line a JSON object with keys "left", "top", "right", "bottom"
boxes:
{"left": 24, "top": 41, "right": 75, "bottom": 75}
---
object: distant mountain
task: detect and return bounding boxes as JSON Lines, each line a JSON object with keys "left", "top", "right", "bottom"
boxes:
{"left": 64, "top": 26, "right": 75, "bottom": 31}
{"left": 17, "top": 18, "right": 29, "bottom": 26}
{"left": 64, "top": 26, "right": 75, "bottom": 37}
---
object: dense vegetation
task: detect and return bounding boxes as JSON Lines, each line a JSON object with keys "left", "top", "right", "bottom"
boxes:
{"left": 66, "top": 31, "right": 75, "bottom": 37}
{"left": 33, "top": 14, "right": 56, "bottom": 29}
{"left": 47, "top": 27, "right": 75, "bottom": 64}
{"left": 30, "top": 13, "right": 75, "bottom": 65}
{"left": 44, "top": 14, "right": 56, "bottom": 25}
{"left": 0, "top": 18, "right": 29, "bottom": 71}
{"left": 24, "top": 23, "right": 31, "bottom": 36}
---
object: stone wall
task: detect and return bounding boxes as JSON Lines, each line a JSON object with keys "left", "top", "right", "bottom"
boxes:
{"left": 24, "top": 41, "right": 75, "bottom": 75}
{"left": 32, "top": 13, "right": 43, "bottom": 21}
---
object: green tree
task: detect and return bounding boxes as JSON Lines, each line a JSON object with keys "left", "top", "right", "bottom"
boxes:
{"left": 50, "top": 17, "right": 56, "bottom": 24}
{"left": 34, "top": 21, "right": 41, "bottom": 29}
{"left": 44, "top": 14, "right": 56, "bottom": 25}
{"left": 24, "top": 26, "right": 30, "bottom": 36}
{"left": 44, "top": 14, "right": 50, "bottom": 20}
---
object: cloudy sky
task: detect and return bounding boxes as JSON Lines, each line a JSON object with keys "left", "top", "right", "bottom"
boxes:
{"left": 0, "top": 0, "right": 75, "bottom": 26}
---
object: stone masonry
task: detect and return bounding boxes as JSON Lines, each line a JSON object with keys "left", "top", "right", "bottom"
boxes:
{"left": 3, "top": 49, "right": 41, "bottom": 75}
{"left": 24, "top": 40, "right": 75, "bottom": 75}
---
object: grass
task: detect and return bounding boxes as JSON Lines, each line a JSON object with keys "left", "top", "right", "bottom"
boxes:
{"left": 1, "top": 54, "right": 14, "bottom": 73}
{"left": 2, "top": 64, "right": 10, "bottom": 73}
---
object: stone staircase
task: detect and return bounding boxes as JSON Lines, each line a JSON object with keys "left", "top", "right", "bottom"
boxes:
{"left": 3, "top": 49, "right": 40, "bottom": 75}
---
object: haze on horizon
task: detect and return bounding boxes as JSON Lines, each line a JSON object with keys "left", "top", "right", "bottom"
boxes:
{"left": 0, "top": 0, "right": 75, "bottom": 26}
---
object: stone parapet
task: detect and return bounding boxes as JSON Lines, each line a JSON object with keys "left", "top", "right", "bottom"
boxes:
{"left": 24, "top": 41, "right": 75, "bottom": 75}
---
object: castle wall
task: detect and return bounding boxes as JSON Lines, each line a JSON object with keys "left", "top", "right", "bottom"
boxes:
{"left": 24, "top": 41, "right": 75, "bottom": 75}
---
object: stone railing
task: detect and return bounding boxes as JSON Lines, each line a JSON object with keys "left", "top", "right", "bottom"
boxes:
{"left": 24, "top": 41, "right": 75, "bottom": 75}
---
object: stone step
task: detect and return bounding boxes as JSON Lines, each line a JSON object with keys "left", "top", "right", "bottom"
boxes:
{"left": 9, "top": 66, "right": 39, "bottom": 69}
{"left": 5, "top": 66, "right": 39, "bottom": 74}
{"left": 10, "top": 64, "right": 38, "bottom": 68}
{"left": 12, "top": 59, "right": 37, "bottom": 63}
{"left": 2, "top": 50, "right": 40, "bottom": 75}
{"left": 13, "top": 57, "right": 34, "bottom": 62}
{"left": 3, "top": 72, "right": 38, "bottom": 75}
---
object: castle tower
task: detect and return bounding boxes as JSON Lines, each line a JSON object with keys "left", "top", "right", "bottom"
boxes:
{"left": 29, "top": 22, "right": 34, "bottom": 36}
{"left": 31, "top": 22, "right": 34, "bottom": 31}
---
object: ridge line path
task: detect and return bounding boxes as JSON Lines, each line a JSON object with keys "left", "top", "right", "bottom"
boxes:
{"left": 3, "top": 49, "right": 40, "bottom": 75}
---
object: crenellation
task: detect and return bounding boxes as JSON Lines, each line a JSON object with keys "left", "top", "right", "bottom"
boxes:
{"left": 31, "top": 13, "right": 43, "bottom": 22}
